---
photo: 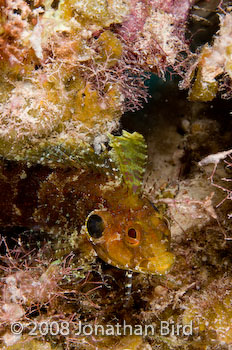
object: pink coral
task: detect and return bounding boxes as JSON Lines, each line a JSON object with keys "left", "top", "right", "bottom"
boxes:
{"left": 151, "top": 0, "right": 195, "bottom": 21}
{"left": 117, "top": 0, "right": 195, "bottom": 78}
{"left": 0, "top": 0, "right": 35, "bottom": 67}
{"left": 118, "top": 0, "right": 148, "bottom": 41}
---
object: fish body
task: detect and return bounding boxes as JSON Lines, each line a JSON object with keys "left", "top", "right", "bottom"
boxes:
{"left": 0, "top": 131, "right": 175, "bottom": 274}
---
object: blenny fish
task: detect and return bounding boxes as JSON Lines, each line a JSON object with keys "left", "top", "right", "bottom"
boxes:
{"left": 0, "top": 131, "right": 174, "bottom": 275}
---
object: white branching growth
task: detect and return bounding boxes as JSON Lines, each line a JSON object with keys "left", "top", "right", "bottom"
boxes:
{"left": 199, "top": 150, "right": 232, "bottom": 210}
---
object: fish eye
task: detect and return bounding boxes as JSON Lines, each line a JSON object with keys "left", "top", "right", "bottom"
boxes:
{"left": 125, "top": 227, "right": 141, "bottom": 247}
{"left": 87, "top": 214, "right": 105, "bottom": 239}
{"left": 128, "top": 228, "right": 137, "bottom": 239}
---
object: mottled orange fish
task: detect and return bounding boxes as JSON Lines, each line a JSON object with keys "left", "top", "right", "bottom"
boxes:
{"left": 0, "top": 131, "right": 174, "bottom": 275}
{"left": 85, "top": 187, "right": 174, "bottom": 274}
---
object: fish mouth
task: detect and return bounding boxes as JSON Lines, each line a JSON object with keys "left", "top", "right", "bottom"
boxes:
{"left": 138, "top": 252, "right": 175, "bottom": 275}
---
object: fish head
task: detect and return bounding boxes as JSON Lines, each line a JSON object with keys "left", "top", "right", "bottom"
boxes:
{"left": 85, "top": 192, "right": 175, "bottom": 275}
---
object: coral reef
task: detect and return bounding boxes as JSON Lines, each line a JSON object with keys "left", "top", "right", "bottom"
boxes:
{"left": 1, "top": 1, "right": 232, "bottom": 350}
{"left": 1, "top": 83, "right": 232, "bottom": 350}
{"left": 0, "top": 0, "right": 195, "bottom": 165}
{"left": 183, "top": 278, "right": 232, "bottom": 345}
{"left": 187, "top": 8, "right": 232, "bottom": 101}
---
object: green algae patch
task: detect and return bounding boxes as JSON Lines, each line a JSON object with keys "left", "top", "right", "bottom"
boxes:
{"left": 183, "top": 288, "right": 232, "bottom": 345}
{"left": 188, "top": 67, "right": 218, "bottom": 102}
